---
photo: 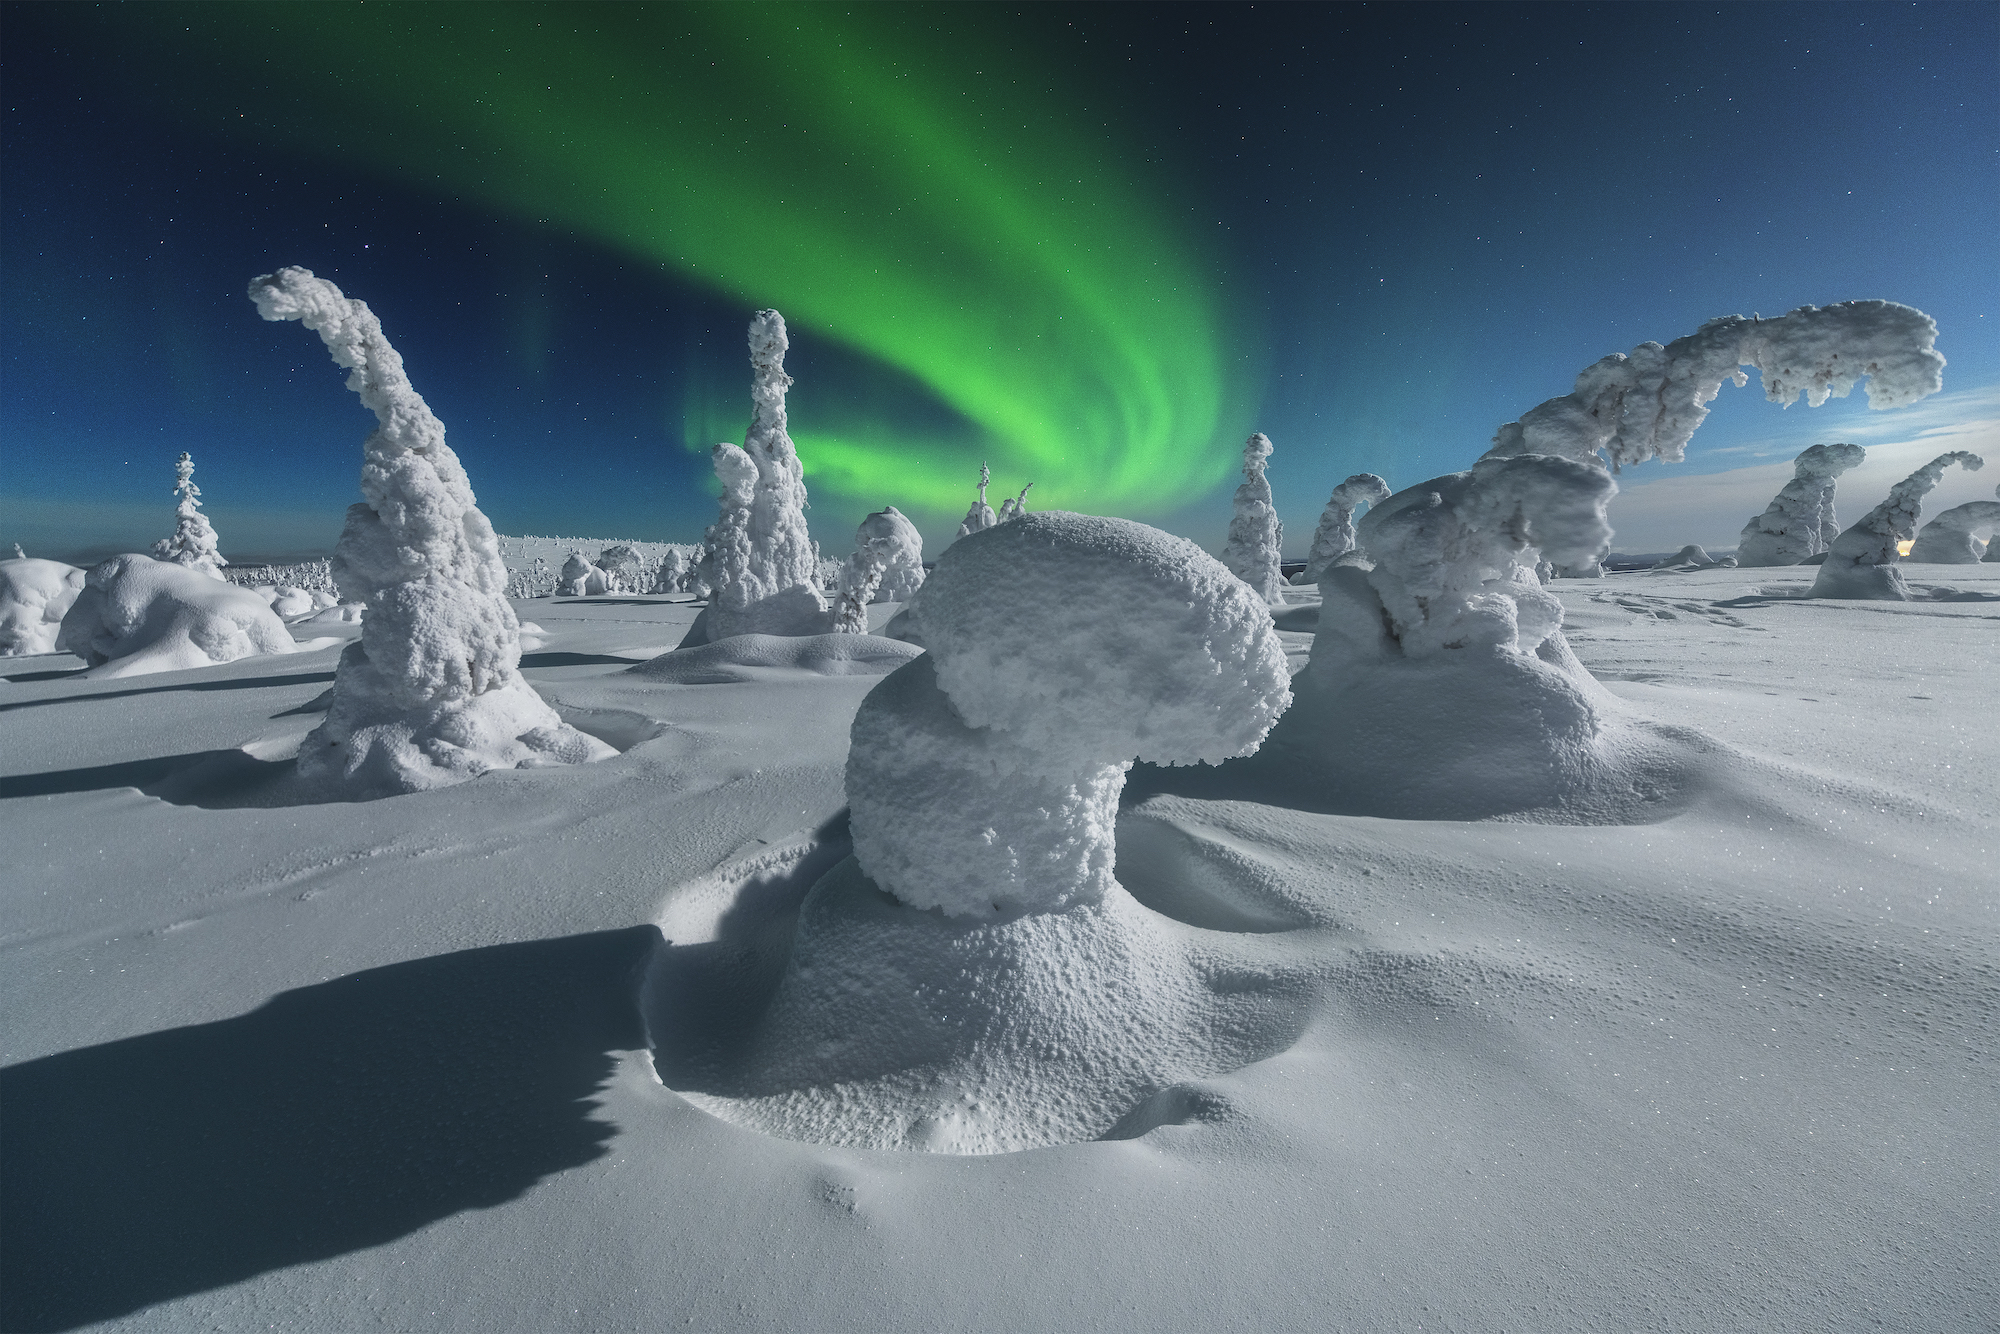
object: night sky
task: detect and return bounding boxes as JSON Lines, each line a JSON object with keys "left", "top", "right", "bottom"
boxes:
{"left": 4, "top": 1, "right": 1994, "bottom": 565}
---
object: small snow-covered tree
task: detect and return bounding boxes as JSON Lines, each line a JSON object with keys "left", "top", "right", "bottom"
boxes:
{"left": 1810, "top": 451, "right": 1984, "bottom": 598}
{"left": 151, "top": 452, "right": 227, "bottom": 578}
{"left": 1908, "top": 486, "right": 2000, "bottom": 563}
{"left": 1300, "top": 472, "right": 1390, "bottom": 583}
{"left": 249, "top": 265, "right": 612, "bottom": 794}
{"left": 596, "top": 544, "right": 648, "bottom": 591}
{"left": 831, "top": 505, "right": 926, "bottom": 633}
{"left": 1736, "top": 443, "right": 1867, "bottom": 567}
{"left": 996, "top": 482, "right": 1035, "bottom": 523}
{"left": 558, "top": 551, "right": 613, "bottom": 596}
{"left": 956, "top": 462, "right": 997, "bottom": 539}
{"left": 651, "top": 547, "right": 689, "bottom": 593}
{"left": 1221, "top": 433, "right": 1285, "bottom": 604}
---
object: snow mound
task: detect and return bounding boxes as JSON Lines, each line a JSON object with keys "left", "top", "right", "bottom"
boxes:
{"left": 628, "top": 632, "right": 922, "bottom": 684}
{"left": 0, "top": 558, "right": 85, "bottom": 656}
{"left": 1908, "top": 486, "right": 2000, "bottom": 564}
{"left": 55, "top": 554, "right": 297, "bottom": 679}
{"left": 1646, "top": 544, "right": 1733, "bottom": 572}
{"left": 1737, "top": 442, "right": 1867, "bottom": 566}
{"left": 1810, "top": 451, "right": 1984, "bottom": 599}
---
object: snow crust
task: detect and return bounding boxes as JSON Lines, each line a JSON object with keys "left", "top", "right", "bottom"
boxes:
{"left": 1484, "top": 302, "right": 1944, "bottom": 470}
{"left": 1908, "top": 485, "right": 2000, "bottom": 564}
{"left": 249, "top": 266, "right": 611, "bottom": 794}
{"left": 1810, "top": 451, "right": 1985, "bottom": 599}
{"left": 1299, "top": 472, "right": 1389, "bottom": 583}
{"left": 1221, "top": 433, "right": 1286, "bottom": 603}
{"left": 150, "top": 452, "right": 226, "bottom": 577}
{"left": 0, "top": 558, "right": 85, "bottom": 656}
{"left": 54, "top": 554, "right": 296, "bottom": 679}
{"left": 1736, "top": 442, "right": 1867, "bottom": 566}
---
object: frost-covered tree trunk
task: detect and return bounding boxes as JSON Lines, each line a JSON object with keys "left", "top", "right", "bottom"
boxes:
{"left": 1811, "top": 452, "right": 1985, "bottom": 598}
{"left": 249, "top": 266, "right": 612, "bottom": 795}
{"left": 1222, "top": 433, "right": 1285, "bottom": 603}
{"left": 151, "top": 452, "right": 227, "bottom": 579}
{"left": 1737, "top": 443, "right": 1867, "bottom": 566}
{"left": 1908, "top": 489, "right": 2000, "bottom": 563}
{"left": 956, "top": 462, "right": 997, "bottom": 539}
{"left": 1300, "top": 473, "right": 1389, "bottom": 582}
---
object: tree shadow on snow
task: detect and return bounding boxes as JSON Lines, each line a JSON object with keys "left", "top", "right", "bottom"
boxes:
{"left": 0, "top": 749, "right": 300, "bottom": 808}
{"left": 0, "top": 670, "right": 337, "bottom": 716}
{"left": 0, "top": 926, "right": 658, "bottom": 1333}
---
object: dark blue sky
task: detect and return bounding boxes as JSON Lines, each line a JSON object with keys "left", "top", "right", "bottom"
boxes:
{"left": 4, "top": 2, "right": 1994, "bottom": 564}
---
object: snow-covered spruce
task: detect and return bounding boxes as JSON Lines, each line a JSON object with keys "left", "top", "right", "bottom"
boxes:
{"left": 1810, "top": 451, "right": 1985, "bottom": 599}
{"left": 1908, "top": 485, "right": 2000, "bottom": 564}
{"left": 649, "top": 548, "right": 689, "bottom": 594}
{"left": 1483, "top": 302, "right": 1944, "bottom": 471}
{"left": 151, "top": 451, "right": 227, "bottom": 578}
{"left": 955, "top": 461, "right": 997, "bottom": 539}
{"left": 0, "top": 557, "right": 85, "bottom": 656}
{"left": 1222, "top": 433, "right": 1286, "bottom": 603}
{"left": 1299, "top": 472, "right": 1390, "bottom": 583}
{"left": 248, "top": 266, "right": 611, "bottom": 794}
{"left": 1737, "top": 443, "right": 1868, "bottom": 567}
{"left": 55, "top": 554, "right": 296, "bottom": 679}
{"left": 996, "top": 482, "right": 1034, "bottom": 523}
{"left": 831, "top": 506, "right": 925, "bottom": 634}
{"left": 697, "top": 310, "right": 827, "bottom": 641}
{"left": 557, "top": 552, "right": 614, "bottom": 597}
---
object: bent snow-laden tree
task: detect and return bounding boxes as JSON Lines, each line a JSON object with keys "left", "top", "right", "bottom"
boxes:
{"left": 955, "top": 462, "right": 997, "bottom": 539}
{"left": 1737, "top": 443, "right": 1868, "bottom": 566}
{"left": 1222, "top": 433, "right": 1285, "bottom": 603}
{"left": 249, "top": 266, "right": 612, "bottom": 795}
{"left": 1810, "top": 451, "right": 1985, "bottom": 599}
{"left": 831, "top": 505, "right": 925, "bottom": 634}
{"left": 1298, "top": 472, "right": 1390, "bottom": 583}
{"left": 151, "top": 452, "right": 227, "bottom": 578}
{"left": 996, "top": 482, "right": 1035, "bottom": 523}
{"left": 1908, "top": 485, "right": 2000, "bottom": 564}
{"left": 698, "top": 310, "right": 828, "bottom": 641}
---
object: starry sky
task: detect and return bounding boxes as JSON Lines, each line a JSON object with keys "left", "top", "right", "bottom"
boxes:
{"left": 3, "top": 1, "right": 1995, "bottom": 565}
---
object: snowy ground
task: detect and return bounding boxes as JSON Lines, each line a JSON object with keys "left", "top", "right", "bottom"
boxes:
{"left": 2, "top": 567, "right": 1994, "bottom": 1332}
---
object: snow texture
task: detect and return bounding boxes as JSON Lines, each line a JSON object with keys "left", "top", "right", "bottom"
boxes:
{"left": 1221, "top": 433, "right": 1286, "bottom": 603}
{"left": 558, "top": 553, "right": 614, "bottom": 597}
{"left": 1483, "top": 302, "right": 1944, "bottom": 471}
{"left": 1300, "top": 472, "right": 1390, "bottom": 582}
{"left": 700, "top": 311, "right": 828, "bottom": 641}
{"left": 0, "top": 557, "right": 85, "bottom": 656}
{"left": 54, "top": 554, "right": 296, "bottom": 679}
{"left": 849, "top": 512, "right": 1291, "bottom": 919}
{"left": 150, "top": 452, "right": 227, "bottom": 578}
{"left": 955, "top": 461, "right": 997, "bottom": 539}
{"left": 1908, "top": 486, "right": 2000, "bottom": 564}
{"left": 248, "top": 265, "right": 611, "bottom": 794}
{"left": 1736, "top": 442, "right": 1868, "bottom": 566}
{"left": 1810, "top": 451, "right": 1985, "bottom": 599}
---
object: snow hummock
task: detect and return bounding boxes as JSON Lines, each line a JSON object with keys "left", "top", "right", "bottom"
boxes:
{"left": 1221, "top": 433, "right": 1285, "bottom": 603}
{"left": 1483, "top": 302, "right": 1945, "bottom": 470}
{"left": 1737, "top": 442, "right": 1868, "bottom": 566}
{"left": 955, "top": 461, "right": 997, "bottom": 539}
{"left": 1299, "top": 472, "right": 1390, "bottom": 583}
{"left": 1908, "top": 485, "right": 2000, "bottom": 564}
{"left": 0, "top": 557, "right": 86, "bottom": 656}
{"left": 1646, "top": 543, "right": 1733, "bottom": 572}
{"left": 1810, "top": 451, "right": 1985, "bottom": 599}
{"left": 55, "top": 554, "right": 296, "bottom": 679}
{"left": 150, "top": 451, "right": 227, "bottom": 578}
{"left": 832, "top": 506, "right": 925, "bottom": 634}
{"left": 248, "top": 265, "right": 612, "bottom": 795}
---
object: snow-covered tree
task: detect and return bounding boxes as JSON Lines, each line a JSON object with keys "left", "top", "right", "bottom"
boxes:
{"left": 558, "top": 552, "right": 613, "bottom": 596}
{"left": 1811, "top": 452, "right": 1985, "bottom": 598}
{"left": 596, "top": 544, "right": 648, "bottom": 591}
{"left": 151, "top": 451, "right": 227, "bottom": 578}
{"left": 0, "top": 557, "right": 85, "bottom": 656}
{"left": 56, "top": 553, "right": 296, "bottom": 678}
{"left": 1299, "top": 472, "right": 1390, "bottom": 583}
{"left": 1221, "top": 433, "right": 1285, "bottom": 603}
{"left": 1908, "top": 487, "right": 2000, "bottom": 563}
{"left": 955, "top": 462, "right": 997, "bottom": 539}
{"left": 831, "top": 505, "right": 926, "bottom": 634}
{"left": 249, "top": 265, "right": 612, "bottom": 794}
{"left": 996, "top": 482, "right": 1035, "bottom": 523}
{"left": 650, "top": 547, "right": 689, "bottom": 594}
{"left": 1736, "top": 443, "right": 1867, "bottom": 567}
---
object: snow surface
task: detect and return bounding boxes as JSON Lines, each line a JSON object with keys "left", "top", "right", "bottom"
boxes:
{"left": 2, "top": 557, "right": 1996, "bottom": 1331}
{"left": 0, "top": 557, "right": 84, "bottom": 656}
{"left": 55, "top": 554, "right": 297, "bottom": 679}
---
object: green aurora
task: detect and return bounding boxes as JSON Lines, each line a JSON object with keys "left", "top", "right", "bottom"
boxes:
{"left": 143, "top": 2, "right": 1258, "bottom": 517}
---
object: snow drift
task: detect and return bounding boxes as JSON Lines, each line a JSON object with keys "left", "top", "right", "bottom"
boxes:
{"left": 1810, "top": 451, "right": 1985, "bottom": 599}
{"left": 0, "top": 558, "right": 85, "bottom": 657}
{"left": 1736, "top": 442, "right": 1867, "bottom": 566}
{"left": 55, "top": 554, "right": 296, "bottom": 679}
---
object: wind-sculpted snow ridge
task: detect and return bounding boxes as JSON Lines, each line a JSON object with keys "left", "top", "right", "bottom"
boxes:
{"left": 1298, "top": 472, "right": 1390, "bottom": 583}
{"left": 1222, "top": 433, "right": 1286, "bottom": 603}
{"left": 652, "top": 513, "right": 1307, "bottom": 1154}
{"left": 1737, "top": 442, "right": 1867, "bottom": 566}
{"left": 1483, "top": 302, "right": 1944, "bottom": 471}
{"left": 1908, "top": 485, "right": 2000, "bottom": 564}
{"left": 151, "top": 452, "right": 227, "bottom": 578}
{"left": 249, "top": 266, "right": 612, "bottom": 795}
{"left": 55, "top": 554, "right": 297, "bottom": 679}
{"left": 954, "top": 461, "right": 997, "bottom": 539}
{"left": 1810, "top": 451, "right": 1985, "bottom": 599}
{"left": 698, "top": 310, "right": 828, "bottom": 641}
{"left": 0, "top": 557, "right": 85, "bottom": 656}
{"left": 831, "top": 506, "right": 924, "bottom": 634}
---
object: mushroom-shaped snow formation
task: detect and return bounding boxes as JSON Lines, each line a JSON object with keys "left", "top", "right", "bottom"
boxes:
{"left": 248, "top": 266, "right": 612, "bottom": 795}
{"left": 1810, "top": 451, "right": 1985, "bottom": 599}
{"left": 1908, "top": 486, "right": 2000, "bottom": 564}
{"left": 954, "top": 462, "right": 997, "bottom": 539}
{"left": 0, "top": 558, "right": 85, "bottom": 656}
{"left": 557, "top": 553, "right": 614, "bottom": 597}
{"left": 55, "top": 555, "right": 296, "bottom": 679}
{"left": 1222, "top": 433, "right": 1286, "bottom": 603}
{"left": 1299, "top": 472, "right": 1390, "bottom": 583}
{"left": 1483, "top": 302, "right": 1944, "bottom": 471}
{"left": 1737, "top": 442, "right": 1868, "bottom": 567}
{"left": 150, "top": 452, "right": 227, "bottom": 578}
{"left": 831, "top": 506, "right": 925, "bottom": 634}
{"left": 850, "top": 512, "right": 1292, "bottom": 918}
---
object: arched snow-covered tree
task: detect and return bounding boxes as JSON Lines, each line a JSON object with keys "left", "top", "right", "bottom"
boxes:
{"left": 1299, "top": 473, "right": 1389, "bottom": 583}
{"left": 151, "top": 452, "right": 227, "bottom": 578}
{"left": 1222, "top": 433, "right": 1285, "bottom": 603}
